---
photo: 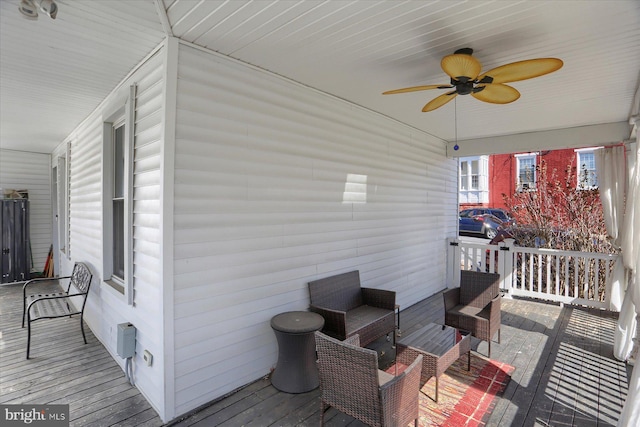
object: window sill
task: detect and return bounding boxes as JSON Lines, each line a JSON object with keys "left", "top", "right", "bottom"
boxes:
{"left": 102, "top": 279, "right": 125, "bottom": 295}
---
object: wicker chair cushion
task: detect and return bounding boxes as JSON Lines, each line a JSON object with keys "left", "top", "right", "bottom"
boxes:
{"left": 447, "top": 304, "right": 487, "bottom": 319}
{"left": 346, "top": 305, "right": 393, "bottom": 335}
{"left": 378, "top": 370, "right": 394, "bottom": 386}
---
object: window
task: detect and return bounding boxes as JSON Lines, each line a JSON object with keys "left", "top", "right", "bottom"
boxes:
{"left": 459, "top": 156, "right": 488, "bottom": 204}
{"left": 576, "top": 149, "right": 598, "bottom": 189}
{"left": 55, "top": 145, "right": 69, "bottom": 257}
{"left": 470, "top": 160, "right": 479, "bottom": 190}
{"left": 112, "top": 122, "right": 125, "bottom": 281}
{"left": 516, "top": 154, "right": 537, "bottom": 190}
{"left": 102, "top": 85, "right": 135, "bottom": 304}
{"left": 460, "top": 161, "right": 468, "bottom": 190}
{"left": 459, "top": 158, "right": 481, "bottom": 190}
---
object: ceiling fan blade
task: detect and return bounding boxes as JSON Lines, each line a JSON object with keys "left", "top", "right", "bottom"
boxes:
{"left": 471, "top": 83, "right": 520, "bottom": 104}
{"left": 478, "top": 58, "right": 563, "bottom": 84}
{"left": 422, "top": 91, "right": 457, "bottom": 112}
{"left": 441, "top": 53, "right": 482, "bottom": 80}
{"left": 382, "top": 84, "right": 452, "bottom": 95}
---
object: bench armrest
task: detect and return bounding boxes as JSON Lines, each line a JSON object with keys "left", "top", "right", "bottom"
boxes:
{"left": 361, "top": 288, "right": 395, "bottom": 310}
{"left": 443, "top": 288, "right": 460, "bottom": 312}
{"left": 310, "top": 305, "right": 347, "bottom": 339}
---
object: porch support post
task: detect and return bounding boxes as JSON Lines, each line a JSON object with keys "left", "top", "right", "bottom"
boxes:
{"left": 447, "top": 238, "right": 461, "bottom": 288}
{"left": 500, "top": 239, "right": 515, "bottom": 298}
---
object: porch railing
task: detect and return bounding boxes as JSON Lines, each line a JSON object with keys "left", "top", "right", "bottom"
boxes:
{"left": 446, "top": 237, "right": 621, "bottom": 310}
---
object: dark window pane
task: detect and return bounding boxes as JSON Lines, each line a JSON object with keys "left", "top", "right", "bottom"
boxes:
{"left": 113, "top": 199, "right": 125, "bottom": 280}
{"left": 114, "top": 125, "right": 125, "bottom": 198}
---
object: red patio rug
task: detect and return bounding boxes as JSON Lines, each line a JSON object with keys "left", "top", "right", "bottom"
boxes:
{"left": 387, "top": 355, "right": 515, "bottom": 427}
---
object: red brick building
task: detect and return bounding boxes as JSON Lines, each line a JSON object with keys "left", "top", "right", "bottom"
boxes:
{"left": 459, "top": 147, "right": 598, "bottom": 211}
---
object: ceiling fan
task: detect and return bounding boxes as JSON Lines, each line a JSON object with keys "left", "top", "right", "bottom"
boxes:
{"left": 383, "top": 48, "right": 563, "bottom": 112}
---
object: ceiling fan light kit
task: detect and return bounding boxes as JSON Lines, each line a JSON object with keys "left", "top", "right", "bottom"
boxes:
{"left": 384, "top": 48, "right": 563, "bottom": 112}
{"left": 18, "top": 0, "right": 38, "bottom": 19}
{"left": 18, "top": 0, "right": 58, "bottom": 20}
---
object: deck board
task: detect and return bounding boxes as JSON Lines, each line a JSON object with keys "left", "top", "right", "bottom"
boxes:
{"left": 0, "top": 281, "right": 163, "bottom": 427}
{"left": 1, "top": 281, "right": 631, "bottom": 426}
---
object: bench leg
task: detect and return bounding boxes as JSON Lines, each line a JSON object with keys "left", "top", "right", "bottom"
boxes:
{"left": 80, "top": 314, "right": 88, "bottom": 344}
{"left": 26, "top": 316, "right": 31, "bottom": 359}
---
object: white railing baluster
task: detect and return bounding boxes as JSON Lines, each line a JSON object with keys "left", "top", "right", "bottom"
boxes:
{"left": 554, "top": 255, "right": 560, "bottom": 295}
{"left": 574, "top": 257, "right": 579, "bottom": 299}
{"left": 452, "top": 238, "right": 620, "bottom": 310}
{"left": 528, "top": 252, "right": 534, "bottom": 292}
{"left": 537, "top": 253, "right": 543, "bottom": 295}
{"left": 546, "top": 254, "right": 551, "bottom": 296}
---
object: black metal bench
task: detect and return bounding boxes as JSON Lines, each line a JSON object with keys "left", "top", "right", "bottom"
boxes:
{"left": 22, "top": 262, "right": 93, "bottom": 359}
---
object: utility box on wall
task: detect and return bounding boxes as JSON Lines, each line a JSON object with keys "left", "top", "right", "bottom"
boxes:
{"left": 117, "top": 322, "right": 136, "bottom": 358}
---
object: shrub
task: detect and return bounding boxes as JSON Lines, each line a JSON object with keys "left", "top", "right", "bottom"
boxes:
{"left": 502, "top": 161, "right": 616, "bottom": 254}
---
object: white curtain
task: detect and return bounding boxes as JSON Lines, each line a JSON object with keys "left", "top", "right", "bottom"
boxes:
{"left": 595, "top": 146, "right": 627, "bottom": 311}
{"left": 617, "top": 141, "right": 640, "bottom": 427}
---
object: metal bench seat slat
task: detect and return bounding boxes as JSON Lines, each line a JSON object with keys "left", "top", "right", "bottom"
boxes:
{"left": 27, "top": 292, "right": 78, "bottom": 319}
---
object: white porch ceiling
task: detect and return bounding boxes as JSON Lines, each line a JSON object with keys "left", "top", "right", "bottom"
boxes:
{"left": 1, "top": 0, "right": 639, "bottom": 154}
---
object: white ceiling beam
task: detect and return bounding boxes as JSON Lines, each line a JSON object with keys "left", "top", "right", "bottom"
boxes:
{"left": 446, "top": 121, "right": 631, "bottom": 158}
{"left": 154, "top": 0, "right": 174, "bottom": 37}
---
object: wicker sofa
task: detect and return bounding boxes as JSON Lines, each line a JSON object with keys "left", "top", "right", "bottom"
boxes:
{"left": 308, "top": 270, "right": 396, "bottom": 346}
{"left": 443, "top": 270, "right": 501, "bottom": 357}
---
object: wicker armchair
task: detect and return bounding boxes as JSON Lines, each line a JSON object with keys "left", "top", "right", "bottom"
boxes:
{"left": 308, "top": 270, "right": 396, "bottom": 346}
{"left": 443, "top": 270, "right": 501, "bottom": 357}
{"left": 314, "top": 331, "right": 423, "bottom": 427}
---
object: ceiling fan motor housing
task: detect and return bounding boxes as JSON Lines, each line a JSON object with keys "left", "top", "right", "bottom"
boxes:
{"left": 452, "top": 78, "right": 475, "bottom": 95}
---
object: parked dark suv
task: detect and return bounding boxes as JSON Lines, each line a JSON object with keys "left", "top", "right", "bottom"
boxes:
{"left": 459, "top": 208, "right": 515, "bottom": 226}
{"left": 459, "top": 211, "right": 504, "bottom": 239}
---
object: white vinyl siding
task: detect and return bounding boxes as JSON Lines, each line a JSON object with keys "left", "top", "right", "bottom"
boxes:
{"left": 0, "top": 149, "right": 51, "bottom": 273}
{"left": 56, "top": 49, "right": 165, "bottom": 417}
{"left": 172, "top": 43, "right": 457, "bottom": 414}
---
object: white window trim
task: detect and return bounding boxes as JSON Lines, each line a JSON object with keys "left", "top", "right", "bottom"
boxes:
{"left": 575, "top": 148, "right": 599, "bottom": 190}
{"left": 458, "top": 156, "right": 489, "bottom": 203}
{"left": 102, "top": 84, "right": 136, "bottom": 305}
{"left": 515, "top": 153, "right": 537, "bottom": 191}
{"left": 56, "top": 142, "right": 70, "bottom": 259}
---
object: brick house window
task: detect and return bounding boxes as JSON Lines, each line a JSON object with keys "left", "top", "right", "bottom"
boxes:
{"left": 516, "top": 154, "right": 537, "bottom": 190}
{"left": 576, "top": 149, "right": 598, "bottom": 189}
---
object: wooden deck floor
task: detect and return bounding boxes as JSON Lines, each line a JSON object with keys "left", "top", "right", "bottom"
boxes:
{"left": 0, "top": 281, "right": 162, "bottom": 427}
{"left": 170, "top": 293, "right": 631, "bottom": 427}
{"left": 1, "top": 281, "right": 631, "bottom": 426}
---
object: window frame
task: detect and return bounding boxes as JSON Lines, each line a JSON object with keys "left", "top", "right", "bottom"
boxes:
{"left": 516, "top": 153, "right": 537, "bottom": 191}
{"left": 575, "top": 148, "right": 598, "bottom": 190}
{"left": 102, "top": 85, "right": 135, "bottom": 305}
{"left": 55, "top": 143, "right": 70, "bottom": 258}
{"left": 460, "top": 161, "right": 469, "bottom": 191}
{"left": 458, "top": 156, "right": 489, "bottom": 204}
